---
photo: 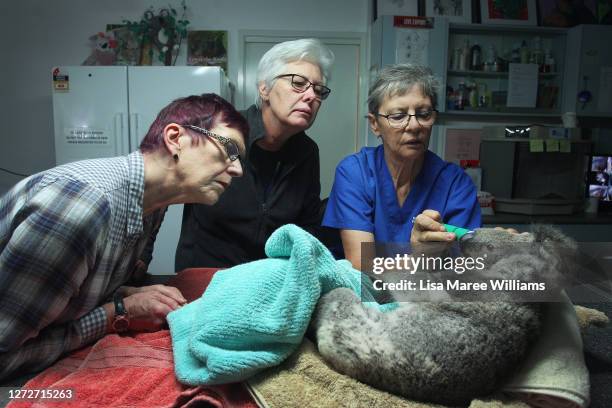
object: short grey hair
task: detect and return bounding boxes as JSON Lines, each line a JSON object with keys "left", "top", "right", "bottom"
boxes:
{"left": 256, "top": 38, "right": 335, "bottom": 107}
{"left": 367, "top": 64, "right": 440, "bottom": 114}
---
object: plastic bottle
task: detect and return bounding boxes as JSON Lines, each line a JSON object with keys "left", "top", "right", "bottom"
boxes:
{"left": 530, "top": 36, "right": 544, "bottom": 70}
{"left": 478, "top": 83, "right": 488, "bottom": 108}
{"left": 511, "top": 43, "right": 521, "bottom": 63}
{"left": 468, "top": 81, "right": 478, "bottom": 108}
{"left": 452, "top": 48, "right": 458, "bottom": 71}
{"left": 456, "top": 81, "right": 467, "bottom": 110}
{"left": 470, "top": 43, "right": 482, "bottom": 71}
{"left": 484, "top": 45, "right": 496, "bottom": 71}
{"left": 520, "top": 40, "right": 529, "bottom": 64}
{"left": 545, "top": 49, "right": 555, "bottom": 73}
{"left": 459, "top": 39, "right": 470, "bottom": 71}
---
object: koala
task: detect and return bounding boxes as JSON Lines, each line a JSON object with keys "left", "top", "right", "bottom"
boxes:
{"left": 311, "top": 225, "right": 577, "bottom": 405}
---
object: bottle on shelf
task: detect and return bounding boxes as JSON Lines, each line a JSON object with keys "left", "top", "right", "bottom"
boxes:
{"left": 484, "top": 45, "right": 496, "bottom": 71}
{"left": 511, "top": 43, "right": 521, "bottom": 63}
{"left": 455, "top": 80, "right": 467, "bottom": 110}
{"left": 530, "top": 36, "right": 544, "bottom": 70}
{"left": 478, "top": 83, "right": 490, "bottom": 108}
{"left": 544, "top": 49, "right": 555, "bottom": 73}
{"left": 452, "top": 48, "right": 461, "bottom": 70}
{"left": 459, "top": 39, "right": 470, "bottom": 71}
{"left": 470, "top": 43, "right": 482, "bottom": 71}
{"left": 468, "top": 81, "right": 478, "bottom": 108}
{"left": 520, "top": 40, "right": 530, "bottom": 64}
{"left": 446, "top": 85, "right": 455, "bottom": 110}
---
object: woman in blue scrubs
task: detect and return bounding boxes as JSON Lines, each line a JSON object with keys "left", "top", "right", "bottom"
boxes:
{"left": 323, "top": 64, "right": 481, "bottom": 269}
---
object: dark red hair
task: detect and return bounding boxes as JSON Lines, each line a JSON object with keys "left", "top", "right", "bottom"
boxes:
{"left": 139, "top": 93, "right": 248, "bottom": 153}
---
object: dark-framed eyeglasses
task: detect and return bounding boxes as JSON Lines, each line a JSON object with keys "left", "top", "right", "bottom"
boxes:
{"left": 275, "top": 74, "right": 331, "bottom": 100}
{"left": 181, "top": 124, "right": 242, "bottom": 162}
{"left": 373, "top": 109, "right": 438, "bottom": 128}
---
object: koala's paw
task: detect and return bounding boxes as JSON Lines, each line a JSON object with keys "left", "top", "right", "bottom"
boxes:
{"left": 313, "top": 288, "right": 388, "bottom": 379}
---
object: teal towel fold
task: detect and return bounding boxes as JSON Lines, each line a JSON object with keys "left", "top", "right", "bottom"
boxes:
{"left": 168, "top": 224, "right": 373, "bottom": 386}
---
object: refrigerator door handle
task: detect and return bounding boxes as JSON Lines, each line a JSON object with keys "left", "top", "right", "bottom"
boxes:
{"left": 129, "top": 113, "right": 140, "bottom": 152}
{"left": 113, "top": 113, "right": 128, "bottom": 156}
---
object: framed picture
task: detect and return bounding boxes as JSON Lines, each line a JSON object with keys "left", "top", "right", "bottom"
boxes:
{"left": 376, "top": 0, "right": 418, "bottom": 17}
{"left": 425, "top": 0, "right": 472, "bottom": 23}
{"left": 480, "top": 0, "right": 538, "bottom": 25}
{"left": 538, "top": 0, "right": 598, "bottom": 27}
{"left": 187, "top": 31, "right": 228, "bottom": 72}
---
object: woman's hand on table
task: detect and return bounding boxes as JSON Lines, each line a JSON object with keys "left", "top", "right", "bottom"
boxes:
{"left": 123, "top": 285, "right": 187, "bottom": 332}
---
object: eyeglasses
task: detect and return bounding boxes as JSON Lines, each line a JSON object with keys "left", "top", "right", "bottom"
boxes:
{"left": 275, "top": 74, "right": 331, "bottom": 100}
{"left": 181, "top": 124, "right": 242, "bottom": 162}
{"left": 374, "top": 110, "right": 438, "bottom": 128}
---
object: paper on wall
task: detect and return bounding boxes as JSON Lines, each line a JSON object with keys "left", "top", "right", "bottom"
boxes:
{"left": 395, "top": 28, "right": 429, "bottom": 66}
{"left": 507, "top": 63, "right": 538, "bottom": 108}
{"left": 443, "top": 128, "right": 481, "bottom": 163}
{"left": 65, "top": 128, "right": 109, "bottom": 145}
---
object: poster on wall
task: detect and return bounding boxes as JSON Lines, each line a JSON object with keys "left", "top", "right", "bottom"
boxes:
{"left": 187, "top": 31, "right": 228, "bottom": 72}
{"left": 395, "top": 28, "right": 430, "bottom": 66}
{"left": 443, "top": 128, "right": 481, "bottom": 163}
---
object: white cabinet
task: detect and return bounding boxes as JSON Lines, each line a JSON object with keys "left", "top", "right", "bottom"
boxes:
{"left": 436, "top": 20, "right": 568, "bottom": 117}
{"left": 563, "top": 25, "right": 612, "bottom": 117}
{"left": 370, "top": 17, "right": 569, "bottom": 118}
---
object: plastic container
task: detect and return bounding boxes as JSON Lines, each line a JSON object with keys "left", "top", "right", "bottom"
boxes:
{"left": 470, "top": 43, "right": 482, "bottom": 70}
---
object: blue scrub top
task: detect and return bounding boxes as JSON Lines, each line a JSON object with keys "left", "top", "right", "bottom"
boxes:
{"left": 323, "top": 146, "right": 482, "bottom": 243}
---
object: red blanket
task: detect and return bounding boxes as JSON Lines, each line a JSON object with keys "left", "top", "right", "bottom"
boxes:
{"left": 7, "top": 269, "right": 258, "bottom": 408}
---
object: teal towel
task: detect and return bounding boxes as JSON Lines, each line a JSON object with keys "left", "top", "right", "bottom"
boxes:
{"left": 168, "top": 224, "right": 373, "bottom": 386}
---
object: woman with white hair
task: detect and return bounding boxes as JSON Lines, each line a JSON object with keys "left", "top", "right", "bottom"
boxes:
{"left": 176, "top": 38, "right": 335, "bottom": 268}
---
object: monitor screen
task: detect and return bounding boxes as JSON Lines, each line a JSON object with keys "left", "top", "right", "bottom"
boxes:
{"left": 587, "top": 155, "right": 612, "bottom": 202}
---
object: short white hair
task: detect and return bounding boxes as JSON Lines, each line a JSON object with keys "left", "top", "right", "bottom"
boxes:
{"left": 367, "top": 64, "right": 440, "bottom": 113}
{"left": 255, "top": 38, "right": 335, "bottom": 107}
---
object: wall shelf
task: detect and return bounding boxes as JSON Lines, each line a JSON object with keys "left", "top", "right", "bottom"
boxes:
{"left": 435, "top": 18, "right": 567, "bottom": 116}
{"left": 447, "top": 70, "right": 559, "bottom": 78}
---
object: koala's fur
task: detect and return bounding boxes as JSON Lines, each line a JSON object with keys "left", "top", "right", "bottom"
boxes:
{"left": 311, "top": 225, "right": 577, "bottom": 405}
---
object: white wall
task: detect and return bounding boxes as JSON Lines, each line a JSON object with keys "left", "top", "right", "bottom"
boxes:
{"left": 0, "top": 0, "right": 370, "bottom": 194}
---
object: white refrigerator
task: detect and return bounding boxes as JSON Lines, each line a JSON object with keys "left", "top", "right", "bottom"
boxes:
{"left": 52, "top": 66, "right": 230, "bottom": 275}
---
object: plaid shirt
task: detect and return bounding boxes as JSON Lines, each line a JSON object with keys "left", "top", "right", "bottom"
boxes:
{"left": 0, "top": 151, "right": 164, "bottom": 380}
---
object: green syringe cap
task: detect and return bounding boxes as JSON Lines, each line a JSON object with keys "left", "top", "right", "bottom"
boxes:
{"left": 443, "top": 224, "right": 474, "bottom": 239}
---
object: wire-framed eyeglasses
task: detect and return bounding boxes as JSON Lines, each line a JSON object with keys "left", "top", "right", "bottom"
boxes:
{"left": 181, "top": 124, "right": 242, "bottom": 162}
{"left": 275, "top": 74, "right": 331, "bottom": 100}
{"left": 373, "top": 110, "right": 438, "bottom": 128}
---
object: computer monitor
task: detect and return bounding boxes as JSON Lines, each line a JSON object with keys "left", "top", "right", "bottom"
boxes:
{"left": 587, "top": 154, "right": 612, "bottom": 212}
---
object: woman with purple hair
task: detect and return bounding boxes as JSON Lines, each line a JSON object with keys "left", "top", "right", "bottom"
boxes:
{"left": 0, "top": 93, "right": 247, "bottom": 381}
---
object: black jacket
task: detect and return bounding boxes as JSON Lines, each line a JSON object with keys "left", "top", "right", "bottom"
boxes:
{"left": 175, "top": 105, "right": 325, "bottom": 269}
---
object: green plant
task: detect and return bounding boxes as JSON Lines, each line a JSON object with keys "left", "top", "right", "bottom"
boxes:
{"left": 124, "top": 1, "right": 189, "bottom": 66}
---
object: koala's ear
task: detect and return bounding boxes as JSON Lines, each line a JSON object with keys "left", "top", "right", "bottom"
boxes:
{"left": 531, "top": 224, "right": 577, "bottom": 251}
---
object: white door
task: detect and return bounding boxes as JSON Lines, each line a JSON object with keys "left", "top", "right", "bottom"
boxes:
{"left": 128, "top": 67, "right": 227, "bottom": 275}
{"left": 53, "top": 66, "right": 129, "bottom": 165}
{"left": 240, "top": 34, "right": 366, "bottom": 197}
